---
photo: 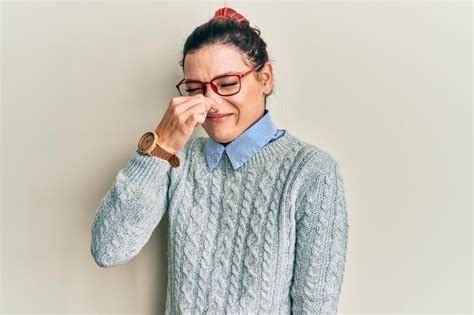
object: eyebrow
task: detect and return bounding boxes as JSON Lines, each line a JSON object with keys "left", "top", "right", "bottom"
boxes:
{"left": 185, "top": 71, "right": 239, "bottom": 82}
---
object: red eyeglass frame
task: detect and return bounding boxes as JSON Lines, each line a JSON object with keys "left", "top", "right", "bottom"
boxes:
{"left": 175, "top": 64, "right": 263, "bottom": 97}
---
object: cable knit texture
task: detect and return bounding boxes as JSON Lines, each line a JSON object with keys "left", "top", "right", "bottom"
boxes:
{"left": 90, "top": 131, "right": 349, "bottom": 314}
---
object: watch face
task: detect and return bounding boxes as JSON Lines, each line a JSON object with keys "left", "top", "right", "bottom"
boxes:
{"left": 138, "top": 132, "right": 155, "bottom": 151}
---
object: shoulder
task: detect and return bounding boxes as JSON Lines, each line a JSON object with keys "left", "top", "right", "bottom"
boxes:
{"left": 286, "top": 137, "right": 348, "bottom": 225}
{"left": 290, "top": 135, "right": 341, "bottom": 177}
{"left": 286, "top": 135, "right": 344, "bottom": 205}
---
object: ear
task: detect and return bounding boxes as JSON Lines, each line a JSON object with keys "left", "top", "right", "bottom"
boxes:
{"left": 258, "top": 62, "right": 273, "bottom": 94}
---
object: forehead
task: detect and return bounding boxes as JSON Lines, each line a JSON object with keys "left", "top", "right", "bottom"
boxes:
{"left": 184, "top": 44, "right": 249, "bottom": 80}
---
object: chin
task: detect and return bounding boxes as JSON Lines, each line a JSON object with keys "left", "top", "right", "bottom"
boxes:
{"left": 203, "top": 125, "right": 237, "bottom": 143}
{"left": 209, "top": 133, "right": 236, "bottom": 144}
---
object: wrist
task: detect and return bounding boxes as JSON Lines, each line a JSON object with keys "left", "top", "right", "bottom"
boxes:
{"left": 154, "top": 130, "right": 177, "bottom": 154}
{"left": 158, "top": 142, "right": 177, "bottom": 155}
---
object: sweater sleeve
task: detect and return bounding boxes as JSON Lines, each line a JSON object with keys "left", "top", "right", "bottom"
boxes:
{"left": 90, "top": 143, "right": 189, "bottom": 268}
{"left": 290, "top": 161, "right": 349, "bottom": 314}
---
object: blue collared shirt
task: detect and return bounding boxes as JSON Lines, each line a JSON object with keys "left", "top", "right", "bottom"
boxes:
{"left": 205, "top": 109, "right": 286, "bottom": 171}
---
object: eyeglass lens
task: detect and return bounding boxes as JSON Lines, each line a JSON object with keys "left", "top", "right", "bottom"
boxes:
{"left": 179, "top": 75, "right": 240, "bottom": 96}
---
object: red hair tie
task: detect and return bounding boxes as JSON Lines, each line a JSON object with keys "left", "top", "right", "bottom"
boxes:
{"left": 212, "top": 7, "right": 247, "bottom": 23}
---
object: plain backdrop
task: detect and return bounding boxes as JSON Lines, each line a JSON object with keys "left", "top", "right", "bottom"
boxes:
{"left": 1, "top": 0, "right": 472, "bottom": 314}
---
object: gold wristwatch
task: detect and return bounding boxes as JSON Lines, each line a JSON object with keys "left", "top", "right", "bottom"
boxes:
{"left": 137, "top": 131, "right": 180, "bottom": 168}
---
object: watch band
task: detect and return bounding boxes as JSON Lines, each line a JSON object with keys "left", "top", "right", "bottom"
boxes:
{"left": 151, "top": 139, "right": 181, "bottom": 168}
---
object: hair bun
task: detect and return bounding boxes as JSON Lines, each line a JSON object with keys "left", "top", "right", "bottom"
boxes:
{"left": 212, "top": 7, "right": 248, "bottom": 23}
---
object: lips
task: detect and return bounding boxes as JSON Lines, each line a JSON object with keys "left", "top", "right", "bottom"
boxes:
{"left": 206, "top": 113, "right": 233, "bottom": 123}
{"left": 207, "top": 113, "right": 232, "bottom": 118}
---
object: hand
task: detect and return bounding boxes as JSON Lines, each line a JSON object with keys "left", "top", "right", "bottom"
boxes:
{"left": 154, "top": 94, "right": 218, "bottom": 154}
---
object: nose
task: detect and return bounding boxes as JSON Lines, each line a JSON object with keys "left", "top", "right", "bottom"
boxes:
{"left": 203, "top": 84, "right": 221, "bottom": 110}
{"left": 203, "top": 82, "right": 218, "bottom": 96}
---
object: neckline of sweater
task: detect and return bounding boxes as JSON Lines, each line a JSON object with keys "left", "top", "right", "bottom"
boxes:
{"left": 197, "top": 130, "right": 302, "bottom": 170}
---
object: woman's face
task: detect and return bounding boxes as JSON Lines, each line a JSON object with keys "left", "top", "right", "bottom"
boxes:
{"left": 183, "top": 44, "right": 273, "bottom": 144}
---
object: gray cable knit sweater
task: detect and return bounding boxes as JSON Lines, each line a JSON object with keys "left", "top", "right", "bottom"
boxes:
{"left": 90, "top": 131, "right": 349, "bottom": 314}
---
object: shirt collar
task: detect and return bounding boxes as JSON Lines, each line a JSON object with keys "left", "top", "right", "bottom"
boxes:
{"left": 205, "top": 109, "right": 278, "bottom": 171}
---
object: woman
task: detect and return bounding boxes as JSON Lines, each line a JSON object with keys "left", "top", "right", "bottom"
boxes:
{"left": 90, "top": 7, "right": 349, "bottom": 315}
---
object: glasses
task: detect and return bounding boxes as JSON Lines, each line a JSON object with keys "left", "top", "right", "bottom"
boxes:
{"left": 176, "top": 64, "right": 263, "bottom": 97}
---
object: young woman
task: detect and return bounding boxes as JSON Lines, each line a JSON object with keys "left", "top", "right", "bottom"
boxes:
{"left": 90, "top": 7, "right": 349, "bottom": 314}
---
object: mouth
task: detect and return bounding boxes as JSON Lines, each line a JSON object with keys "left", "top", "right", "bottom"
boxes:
{"left": 206, "top": 113, "right": 233, "bottom": 122}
